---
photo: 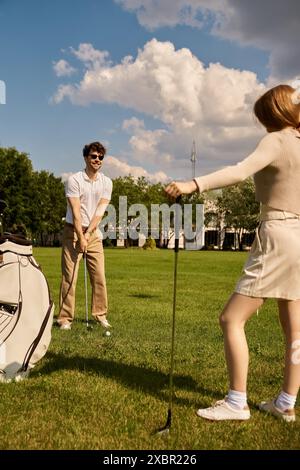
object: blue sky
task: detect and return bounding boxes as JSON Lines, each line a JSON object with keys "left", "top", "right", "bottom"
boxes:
{"left": 0, "top": 0, "right": 299, "bottom": 182}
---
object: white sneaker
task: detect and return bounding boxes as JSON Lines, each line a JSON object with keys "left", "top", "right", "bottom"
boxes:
{"left": 259, "top": 399, "right": 296, "bottom": 423}
{"left": 96, "top": 316, "right": 111, "bottom": 329}
{"left": 60, "top": 323, "right": 72, "bottom": 330}
{"left": 197, "top": 399, "right": 250, "bottom": 421}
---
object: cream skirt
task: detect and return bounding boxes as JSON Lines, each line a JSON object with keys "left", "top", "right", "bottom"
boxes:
{"left": 235, "top": 205, "right": 300, "bottom": 300}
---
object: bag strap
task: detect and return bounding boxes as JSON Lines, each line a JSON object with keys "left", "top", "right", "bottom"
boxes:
{"left": 20, "top": 300, "right": 54, "bottom": 372}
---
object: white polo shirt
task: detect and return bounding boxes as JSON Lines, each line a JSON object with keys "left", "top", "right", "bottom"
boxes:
{"left": 65, "top": 170, "right": 113, "bottom": 227}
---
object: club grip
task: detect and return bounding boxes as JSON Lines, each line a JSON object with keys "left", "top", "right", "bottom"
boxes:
{"left": 174, "top": 195, "right": 181, "bottom": 253}
{"left": 174, "top": 236, "right": 179, "bottom": 253}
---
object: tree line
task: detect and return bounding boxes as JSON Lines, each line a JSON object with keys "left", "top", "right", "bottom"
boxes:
{"left": 0, "top": 147, "right": 65, "bottom": 245}
{"left": 0, "top": 147, "right": 259, "bottom": 248}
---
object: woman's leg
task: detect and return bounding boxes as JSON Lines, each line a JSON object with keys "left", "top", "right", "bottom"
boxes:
{"left": 219, "top": 293, "right": 264, "bottom": 392}
{"left": 197, "top": 293, "right": 264, "bottom": 420}
{"left": 277, "top": 299, "right": 300, "bottom": 396}
{"left": 257, "top": 299, "right": 299, "bottom": 422}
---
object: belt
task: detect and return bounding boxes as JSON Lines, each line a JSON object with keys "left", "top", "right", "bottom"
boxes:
{"left": 65, "top": 222, "right": 89, "bottom": 233}
{"left": 260, "top": 205, "right": 300, "bottom": 221}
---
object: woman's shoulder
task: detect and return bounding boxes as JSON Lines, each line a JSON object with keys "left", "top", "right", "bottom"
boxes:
{"left": 256, "top": 127, "right": 300, "bottom": 158}
{"left": 278, "top": 127, "right": 300, "bottom": 139}
{"left": 257, "top": 130, "right": 283, "bottom": 150}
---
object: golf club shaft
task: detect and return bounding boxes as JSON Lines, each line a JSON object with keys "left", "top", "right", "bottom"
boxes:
{"left": 167, "top": 196, "right": 181, "bottom": 417}
{"left": 168, "top": 232, "right": 179, "bottom": 411}
{"left": 155, "top": 195, "right": 181, "bottom": 435}
{"left": 83, "top": 251, "right": 89, "bottom": 327}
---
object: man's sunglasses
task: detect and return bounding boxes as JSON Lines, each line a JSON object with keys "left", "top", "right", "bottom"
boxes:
{"left": 89, "top": 153, "right": 104, "bottom": 161}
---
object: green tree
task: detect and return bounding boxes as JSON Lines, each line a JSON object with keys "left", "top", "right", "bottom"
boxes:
{"left": 109, "top": 176, "right": 204, "bottom": 247}
{"left": 0, "top": 147, "right": 66, "bottom": 244}
{"left": 0, "top": 147, "right": 33, "bottom": 235}
{"left": 30, "top": 171, "right": 65, "bottom": 245}
{"left": 108, "top": 176, "right": 169, "bottom": 245}
{"left": 217, "top": 178, "right": 260, "bottom": 250}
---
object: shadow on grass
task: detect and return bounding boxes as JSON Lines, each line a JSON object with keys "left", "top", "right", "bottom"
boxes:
{"left": 37, "top": 351, "right": 221, "bottom": 407}
{"left": 128, "top": 293, "right": 159, "bottom": 299}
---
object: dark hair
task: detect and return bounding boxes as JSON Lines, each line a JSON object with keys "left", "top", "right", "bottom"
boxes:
{"left": 254, "top": 84, "right": 300, "bottom": 132}
{"left": 82, "top": 141, "right": 106, "bottom": 158}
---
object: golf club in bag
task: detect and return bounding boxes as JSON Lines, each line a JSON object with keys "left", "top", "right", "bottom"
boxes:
{"left": 156, "top": 196, "right": 181, "bottom": 435}
{"left": 83, "top": 251, "right": 92, "bottom": 330}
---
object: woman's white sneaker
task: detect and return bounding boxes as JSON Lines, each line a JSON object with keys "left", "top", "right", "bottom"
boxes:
{"left": 258, "top": 399, "right": 296, "bottom": 422}
{"left": 197, "top": 399, "right": 250, "bottom": 421}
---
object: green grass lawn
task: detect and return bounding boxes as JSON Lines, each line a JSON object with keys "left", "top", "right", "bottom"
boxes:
{"left": 0, "top": 248, "right": 299, "bottom": 450}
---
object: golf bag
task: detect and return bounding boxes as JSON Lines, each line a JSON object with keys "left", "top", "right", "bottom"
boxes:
{"left": 0, "top": 233, "right": 54, "bottom": 382}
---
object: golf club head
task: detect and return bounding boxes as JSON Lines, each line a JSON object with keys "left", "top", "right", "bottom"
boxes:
{"left": 86, "top": 323, "right": 93, "bottom": 331}
{"left": 153, "top": 408, "right": 171, "bottom": 436}
{"left": 155, "top": 427, "right": 170, "bottom": 437}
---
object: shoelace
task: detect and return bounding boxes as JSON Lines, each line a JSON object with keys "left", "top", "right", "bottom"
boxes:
{"left": 209, "top": 399, "right": 226, "bottom": 409}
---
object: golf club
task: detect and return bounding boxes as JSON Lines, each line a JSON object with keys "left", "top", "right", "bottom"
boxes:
{"left": 83, "top": 251, "right": 93, "bottom": 331}
{"left": 155, "top": 195, "right": 181, "bottom": 436}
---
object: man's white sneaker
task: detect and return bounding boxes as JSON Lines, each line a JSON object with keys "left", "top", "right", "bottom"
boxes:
{"left": 60, "top": 323, "right": 72, "bottom": 330}
{"left": 99, "top": 319, "right": 111, "bottom": 329}
{"left": 96, "top": 316, "right": 111, "bottom": 329}
{"left": 259, "top": 399, "right": 296, "bottom": 423}
{"left": 197, "top": 399, "right": 250, "bottom": 421}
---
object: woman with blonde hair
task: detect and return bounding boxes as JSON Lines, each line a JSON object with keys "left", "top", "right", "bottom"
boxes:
{"left": 166, "top": 83, "right": 300, "bottom": 422}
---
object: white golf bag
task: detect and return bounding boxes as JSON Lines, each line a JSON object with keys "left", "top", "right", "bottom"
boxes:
{"left": 0, "top": 234, "right": 54, "bottom": 382}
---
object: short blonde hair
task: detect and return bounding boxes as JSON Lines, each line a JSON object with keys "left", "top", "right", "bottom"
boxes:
{"left": 254, "top": 84, "right": 300, "bottom": 132}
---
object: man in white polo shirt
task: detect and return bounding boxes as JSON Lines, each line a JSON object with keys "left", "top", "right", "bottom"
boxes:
{"left": 57, "top": 141, "right": 113, "bottom": 330}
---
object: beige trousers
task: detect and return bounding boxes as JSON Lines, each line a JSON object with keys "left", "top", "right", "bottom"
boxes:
{"left": 57, "top": 224, "right": 108, "bottom": 325}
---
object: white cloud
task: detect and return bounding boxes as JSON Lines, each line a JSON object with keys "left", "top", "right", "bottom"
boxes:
{"left": 115, "top": 0, "right": 223, "bottom": 30}
{"left": 53, "top": 59, "right": 76, "bottom": 77}
{"left": 122, "top": 117, "right": 145, "bottom": 131}
{"left": 53, "top": 38, "right": 264, "bottom": 129}
{"left": 115, "top": 0, "right": 300, "bottom": 81}
{"left": 122, "top": 117, "right": 173, "bottom": 166}
{"left": 60, "top": 172, "right": 73, "bottom": 182}
{"left": 70, "top": 43, "right": 111, "bottom": 68}
{"left": 53, "top": 39, "right": 266, "bottom": 177}
{"left": 60, "top": 156, "right": 169, "bottom": 184}
{"left": 53, "top": 39, "right": 208, "bottom": 129}
{"left": 212, "top": 1, "right": 300, "bottom": 82}
{"left": 104, "top": 155, "right": 169, "bottom": 183}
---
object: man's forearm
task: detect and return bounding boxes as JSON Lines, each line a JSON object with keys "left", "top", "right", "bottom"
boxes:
{"left": 72, "top": 214, "right": 84, "bottom": 240}
{"left": 86, "top": 200, "right": 109, "bottom": 235}
{"left": 86, "top": 215, "right": 103, "bottom": 235}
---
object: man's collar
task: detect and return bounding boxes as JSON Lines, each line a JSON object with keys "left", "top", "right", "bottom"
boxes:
{"left": 83, "top": 169, "right": 101, "bottom": 181}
